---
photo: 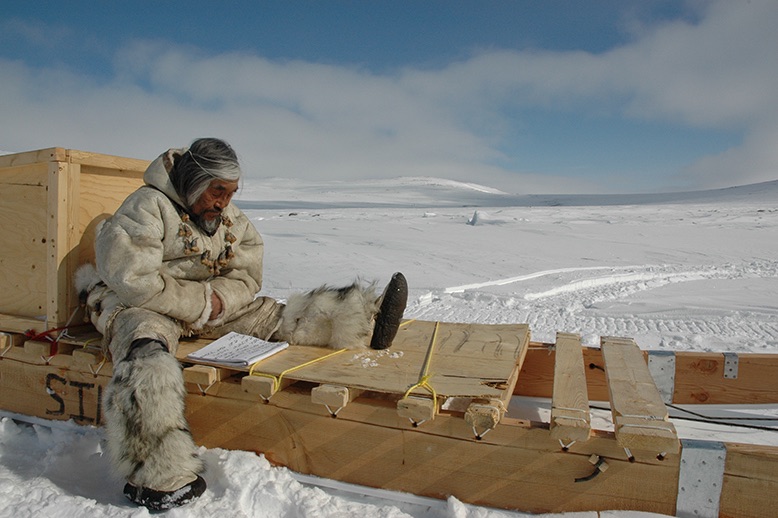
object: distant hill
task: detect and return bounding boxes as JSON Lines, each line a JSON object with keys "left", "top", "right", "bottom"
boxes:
{"left": 236, "top": 176, "right": 778, "bottom": 209}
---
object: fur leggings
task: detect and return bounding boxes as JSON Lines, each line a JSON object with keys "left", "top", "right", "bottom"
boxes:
{"left": 102, "top": 298, "right": 283, "bottom": 489}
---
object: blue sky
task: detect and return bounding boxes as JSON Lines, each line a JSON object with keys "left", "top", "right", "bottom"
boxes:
{"left": 2, "top": 1, "right": 776, "bottom": 193}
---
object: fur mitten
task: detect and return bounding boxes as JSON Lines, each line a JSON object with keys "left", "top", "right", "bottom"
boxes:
{"left": 74, "top": 263, "right": 122, "bottom": 335}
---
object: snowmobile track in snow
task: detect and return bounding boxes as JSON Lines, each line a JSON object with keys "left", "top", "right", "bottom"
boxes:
{"left": 408, "top": 261, "right": 778, "bottom": 350}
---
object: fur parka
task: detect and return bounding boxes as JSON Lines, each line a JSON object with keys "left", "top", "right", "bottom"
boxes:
{"left": 94, "top": 152, "right": 264, "bottom": 331}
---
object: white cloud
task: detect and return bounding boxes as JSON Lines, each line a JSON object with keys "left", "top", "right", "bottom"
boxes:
{"left": 1, "top": 0, "right": 776, "bottom": 193}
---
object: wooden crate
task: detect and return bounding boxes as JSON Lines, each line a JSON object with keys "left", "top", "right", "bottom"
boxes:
{"left": 0, "top": 148, "right": 148, "bottom": 334}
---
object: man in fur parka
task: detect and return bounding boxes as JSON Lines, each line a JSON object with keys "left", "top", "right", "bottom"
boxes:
{"left": 76, "top": 137, "right": 407, "bottom": 510}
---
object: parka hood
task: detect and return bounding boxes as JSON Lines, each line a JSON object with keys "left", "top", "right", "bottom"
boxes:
{"left": 143, "top": 148, "right": 188, "bottom": 209}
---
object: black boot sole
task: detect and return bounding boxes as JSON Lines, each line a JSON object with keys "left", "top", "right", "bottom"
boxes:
{"left": 124, "top": 474, "right": 206, "bottom": 511}
{"left": 370, "top": 272, "right": 408, "bottom": 350}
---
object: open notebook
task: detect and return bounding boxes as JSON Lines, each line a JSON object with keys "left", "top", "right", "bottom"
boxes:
{"left": 187, "top": 332, "right": 288, "bottom": 367}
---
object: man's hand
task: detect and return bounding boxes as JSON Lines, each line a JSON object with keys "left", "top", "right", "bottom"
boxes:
{"left": 209, "top": 292, "right": 223, "bottom": 321}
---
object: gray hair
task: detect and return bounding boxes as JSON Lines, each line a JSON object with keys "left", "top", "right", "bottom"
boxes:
{"left": 169, "top": 138, "right": 242, "bottom": 207}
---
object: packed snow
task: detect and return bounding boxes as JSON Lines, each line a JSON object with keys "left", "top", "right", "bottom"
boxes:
{"left": 2, "top": 177, "right": 777, "bottom": 517}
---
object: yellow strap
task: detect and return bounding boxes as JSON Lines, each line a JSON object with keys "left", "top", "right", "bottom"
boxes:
{"left": 403, "top": 321, "right": 440, "bottom": 410}
{"left": 81, "top": 337, "right": 100, "bottom": 348}
{"left": 248, "top": 347, "right": 347, "bottom": 394}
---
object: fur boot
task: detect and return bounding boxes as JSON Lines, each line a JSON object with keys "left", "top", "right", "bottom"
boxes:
{"left": 276, "top": 280, "right": 380, "bottom": 349}
{"left": 103, "top": 340, "right": 203, "bottom": 496}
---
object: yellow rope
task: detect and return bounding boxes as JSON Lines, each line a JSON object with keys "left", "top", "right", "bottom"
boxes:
{"left": 402, "top": 321, "right": 440, "bottom": 410}
{"left": 403, "top": 374, "right": 438, "bottom": 402}
{"left": 248, "top": 347, "right": 347, "bottom": 394}
{"left": 81, "top": 337, "right": 100, "bottom": 348}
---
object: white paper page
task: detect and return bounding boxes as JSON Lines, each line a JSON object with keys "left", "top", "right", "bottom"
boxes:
{"left": 187, "top": 331, "right": 288, "bottom": 366}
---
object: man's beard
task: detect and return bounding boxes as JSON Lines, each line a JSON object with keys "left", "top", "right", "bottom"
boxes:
{"left": 191, "top": 212, "right": 222, "bottom": 236}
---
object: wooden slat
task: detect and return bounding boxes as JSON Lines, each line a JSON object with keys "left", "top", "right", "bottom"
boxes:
{"left": 517, "top": 344, "right": 778, "bottom": 405}
{"left": 550, "top": 332, "right": 591, "bottom": 444}
{"left": 46, "top": 160, "right": 82, "bottom": 328}
{"left": 66, "top": 149, "right": 149, "bottom": 171}
{"left": 0, "top": 148, "right": 66, "bottom": 168}
{"left": 516, "top": 343, "right": 611, "bottom": 401}
{"left": 601, "top": 337, "right": 679, "bottom": 455}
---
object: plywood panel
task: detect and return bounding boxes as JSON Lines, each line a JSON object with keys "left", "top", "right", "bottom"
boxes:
{"left": 0, "top": 178, "right": 48, "bottom": 317}
{"left": 181, "top": 321, "right": 529, "bottom": 400}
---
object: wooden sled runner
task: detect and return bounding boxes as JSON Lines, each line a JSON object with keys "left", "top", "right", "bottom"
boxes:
{"left": 1, "top": 148, "right": 778, "bottom": 516}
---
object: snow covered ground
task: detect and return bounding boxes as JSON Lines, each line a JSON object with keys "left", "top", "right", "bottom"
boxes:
{"left": 1, "top": 177, "right": 777, "bottom": 517}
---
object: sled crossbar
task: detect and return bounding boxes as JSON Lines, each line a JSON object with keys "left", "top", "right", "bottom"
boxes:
{"left": 550, "top": 332, "right": 591, "bottom": 444}
{"left": 602, "top": 336, "right": 680, "bottom": 455}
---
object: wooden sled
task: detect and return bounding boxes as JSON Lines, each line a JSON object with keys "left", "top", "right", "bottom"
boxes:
{"left": 1, "top": 148, "right": 777, "bottom": 516}
{"left": 1, "top": 322, "right": 777, "bottom": 517}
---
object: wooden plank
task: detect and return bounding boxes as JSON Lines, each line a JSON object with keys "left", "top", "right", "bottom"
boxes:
{"left": 0, "top": 173, "right": 48, "bottom": 319}
{"left": 517, "top": 344, "right": 778, "bottom": 405}
{"left": 0, "top": 162, "right": 48, "bottom": 186}
{"left": 67, "top": 149, "right": 149, "bottom": 172}
{"left": 76, "top": 165, "right": 144, "bottom": 266}
{"left": 601, "top": 337, "right": 679, "bottom": 456}
{"left": 550, "top": 332, "right": 591, "bottom": 444}
{"left": 46, "top": 160, "right": 83, "bottom": 328}
{"left": 185, "top": 377, "right": 681, "bottom": 516}
{"left": 0, "top": 355, "right": 107, "bottom": 425}
{"left": 674, "top": 352, "right": 778, "bottom": 404}
{"left": 2, "top": 345, "right": 49, "bottom": 365}
{"left": 0, "top": 148, "right": 66, "bottom": 168}
{"left": 720, "top": 443, "right": 778, "bottom": 518}
{"left": 516, "top": 343, "right": 611, "bottom": 402}
{"left": 0, "top": 148, "right": 148, "bottom": 172}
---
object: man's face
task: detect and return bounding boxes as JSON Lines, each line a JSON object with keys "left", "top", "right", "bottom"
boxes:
{"left": 191, "top": 179, "right": 239, "bottom": 221}
{"left": 190, "top": 179, "right": 239, "bottom": 234}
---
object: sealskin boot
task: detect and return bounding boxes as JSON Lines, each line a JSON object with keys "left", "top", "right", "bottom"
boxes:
{"left": 370, "top": 272, "right": 408, "bottom": 350}
{"left": 123, "top": 474, "right": 206, "bottom": 511}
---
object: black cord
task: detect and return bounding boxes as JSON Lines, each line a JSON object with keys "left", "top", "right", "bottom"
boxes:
{"left": 586, "top": 361, "right": 778, "bottom": 431}
{"left": 589, "top": 404, "right": 778, "bottom": 433}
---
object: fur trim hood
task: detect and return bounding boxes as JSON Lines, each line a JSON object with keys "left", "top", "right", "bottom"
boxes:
{"left": 143, "top": 148, "right": 188, "bottom": 209}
